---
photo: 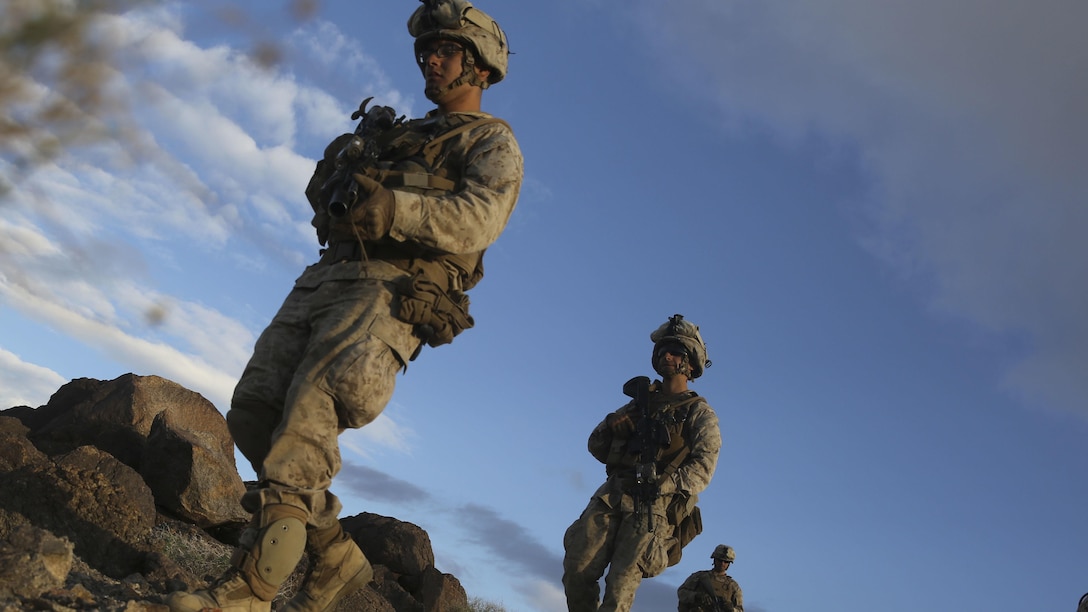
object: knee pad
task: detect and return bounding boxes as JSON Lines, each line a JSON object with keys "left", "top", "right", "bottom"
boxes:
{"left": 232, "top": 504, "right": 309, "bottom": 600}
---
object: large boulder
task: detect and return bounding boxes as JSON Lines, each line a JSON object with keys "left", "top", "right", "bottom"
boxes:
{"left": 343, "top": 512, "right": 435, "bottom": 576}
{"left": 5, "top": 374, "right": 248, "bottom": 527}
{"left": 0, "top": 445, "right": 156, "bottom": 578}
{"left": 340, "top": 512, "right": 469, "bottom": 612}
{"left": 418, "top": 567, "right": 469, "bottom": 612}
{"left": 0, "top": 416, "right": 46, "bottom": 472}
{"left": 142, "top": 410, "right": 248, "bottom": 528}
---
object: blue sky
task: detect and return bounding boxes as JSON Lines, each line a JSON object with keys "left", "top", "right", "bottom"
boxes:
{"left": 2, "top": 1, "right": 1087, "bottom": 610}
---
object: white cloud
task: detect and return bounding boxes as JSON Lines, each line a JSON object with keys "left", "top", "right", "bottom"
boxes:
{"left": 641, "top": 0, "right": 1088, "bottom": 417}
{"left": 0, "top": 274, "right": 239, "bottom": 409}
{"left": 340, "top": 404, "right": 418, "bottom": 458}
{"left": 522, "top": 579, "right": 568, "bottom": 612}
{"left": 0, "top": 349, "right": 67, "bottom": 409}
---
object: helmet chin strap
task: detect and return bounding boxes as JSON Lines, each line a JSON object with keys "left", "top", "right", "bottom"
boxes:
{"left": 425, "top": 47, "right": 489, "bottom": 103}
{"left": 655, "top": 355, "right": 692, "bottom": 380}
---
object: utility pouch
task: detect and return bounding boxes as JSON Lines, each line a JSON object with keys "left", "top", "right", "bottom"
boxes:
{"left": 665, "top": 494, "right": 703, "bottom": 567}
{"left": 396, "top": 270, "right": 475, "bottom": 351}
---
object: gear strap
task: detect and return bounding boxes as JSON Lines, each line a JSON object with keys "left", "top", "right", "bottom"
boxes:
{"left": 659, "top": 395, "right": 704, "bottom": 478}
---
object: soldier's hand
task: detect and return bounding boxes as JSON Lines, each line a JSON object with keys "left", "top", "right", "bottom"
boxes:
{"left": 605, "top": 412, "right": 636, "bottom": 438}
{"left": 656, "top": 474, "right": 677, "bottom": 495}
{"left": 351, "top": 174, "right": 396, "bottom": 239}
{"left": 697, "top": 593, "right": 716, "bottom": 607}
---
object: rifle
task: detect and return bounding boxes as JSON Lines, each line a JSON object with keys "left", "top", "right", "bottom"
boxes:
{"left": 622, "top": 375, "right": 664, "bottom": 532}
{"left": 696, "top": 574, "right": 733, "bottom": 612}
{"left": 321, "top": 97, "right": 403, "bottom": 217}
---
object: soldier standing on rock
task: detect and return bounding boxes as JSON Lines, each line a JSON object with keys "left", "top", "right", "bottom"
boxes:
{"left": 165, "top": 1, "right": 522, "bottom": 611}
{"left": 563, "top": 315, "right": 722, "bottom": 612}
{"left": 676, "top": 545, "right": 744, "bottom": 612}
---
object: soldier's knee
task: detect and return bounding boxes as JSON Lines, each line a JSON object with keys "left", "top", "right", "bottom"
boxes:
{"left": 227, "top": 400, "right": 281, "bottom": 472}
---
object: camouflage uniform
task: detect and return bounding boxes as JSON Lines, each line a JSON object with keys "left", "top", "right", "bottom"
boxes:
{"left": 229, "top": 113, "right": 522, "bottom": 529}
{"left": 162, "top": 4, "right": 521, "bottom": 611}
{"left": 677, "top": 570, "right": 743, "bottom": 612}
{"left": 563, "top": 380, "right": 721, "bottom": 612}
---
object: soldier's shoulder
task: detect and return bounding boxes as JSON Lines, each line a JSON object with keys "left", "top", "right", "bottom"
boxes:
{"left": 471, "top": 113, "right": 518, "bottom": 140}
{"left": 689, "top": 394, "right": 716, "bottom": 412}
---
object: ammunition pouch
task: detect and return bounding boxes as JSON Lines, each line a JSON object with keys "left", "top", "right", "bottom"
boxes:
{"left": 665, "top": 494, "right": 703, "bottom": 567}
{"left": 396, "top": 267, "right": 475, "bottom": 350}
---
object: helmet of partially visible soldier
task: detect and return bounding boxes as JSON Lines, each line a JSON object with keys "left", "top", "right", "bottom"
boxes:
{"left": 650, "top": 314, "right": 711, "bottom": 379}
{"left": 1078, "top": 591, "right": 1088, "bottom": 612}
{"left": 408, "top": 0, "right": 510, "bottom": 87}
{"left": 711, "top": 545, "right": 736, "bottom": 563}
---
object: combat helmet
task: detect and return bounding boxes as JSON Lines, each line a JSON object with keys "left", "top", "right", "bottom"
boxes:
{"left": 650, "top": 314, "right": 711, "bottom": 379}
{"left": 711, "top": 545, "right": 736, "bottom": 563}
{"left": 408, "top": 0, "right": 509, "bottom": 96}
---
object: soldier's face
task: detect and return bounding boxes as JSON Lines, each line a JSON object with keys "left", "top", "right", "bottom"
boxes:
{"left": 420, "top": 40, "right": 464, "bottom": 90}
{"left": 712, "top": 558, "right": 731, "bottom": 574}
{"left": 420, "top": 39, "right": 491, "bottom": 106}
{"left": 656, "top": 345, "right": 689, "bottom": 378}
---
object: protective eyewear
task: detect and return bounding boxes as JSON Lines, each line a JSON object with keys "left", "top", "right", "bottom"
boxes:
{"left": 417, "top": 43, "right": 465, "bottom": 64}
{"left": 660, "top": 344, "right": 689, "bottom": 358}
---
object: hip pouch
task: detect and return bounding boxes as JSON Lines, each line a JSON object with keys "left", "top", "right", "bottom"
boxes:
{"left": 396, "top": 270, "right": 475, "bottom": 349}
{"left": 666, "top": 495, "right": 703, "bottom": 567}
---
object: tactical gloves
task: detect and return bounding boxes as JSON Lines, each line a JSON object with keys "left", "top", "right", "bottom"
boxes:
{"left": 350, "top": 174, "right": 396, "bottom": 239}
{"left": 605, "top": 412, "right": 636, "bottom": 438}
{"left": 325, "top": 174, "right": 396, "bottom": 243}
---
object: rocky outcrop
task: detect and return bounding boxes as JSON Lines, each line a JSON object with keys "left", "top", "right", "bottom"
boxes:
{"left": 0, "top": 374, "right": 470, "bottom": 612}
{"left": 10, "top": 373, "right": 249, "bottom": 529}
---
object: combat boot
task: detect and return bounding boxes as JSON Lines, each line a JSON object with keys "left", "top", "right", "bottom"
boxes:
{"left": 166, "top": 504, "right": 309, "bottom": 612}
{"left": 281, "top": 523, "right": 373, "bottom": 612}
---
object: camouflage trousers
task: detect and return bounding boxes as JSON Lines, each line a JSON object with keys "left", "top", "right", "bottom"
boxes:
{"left": 229, "top": 264, "right": 418, "bottom": 529}
{"left": 562, "top": 494, "right": 671, "bottom": 612}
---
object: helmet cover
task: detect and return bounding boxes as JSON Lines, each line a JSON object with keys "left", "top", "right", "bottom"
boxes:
{"left": 711, "top": 545, "right": 736, "bottom": 562}
{"left": 408, "top": 0, "right": 509, "bottom": 84}
{"left": 650, "top": 314, "right": 711, "bottom": 379}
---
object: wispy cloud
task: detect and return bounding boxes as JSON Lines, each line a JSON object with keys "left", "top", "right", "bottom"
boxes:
{"left": 338, "top": 402, "right": 418, "bottom": 459}
{"left": 337, "top": 462, "right": 431, "bottom": 505}
{"left": 0, "top": 266, "right": 241, "bottom": 409}
{"left": 639, "top": 0, "right": 1088, "bottom": 417}
{"left": 0, "top": 349, "right": 67, "bottom": 409}
{"left": 454, "top": 500, "right": 565, "bottom": 596}
{"left": 519, "top": 579, "right": 567, "bottom": 612}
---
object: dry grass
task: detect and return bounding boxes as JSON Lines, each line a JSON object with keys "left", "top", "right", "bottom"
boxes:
{"left": 463, "top": 596, "right": 509, "bottom": 612}
{"left": 147, "top": 521, "right": 232, "bottom": 582}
